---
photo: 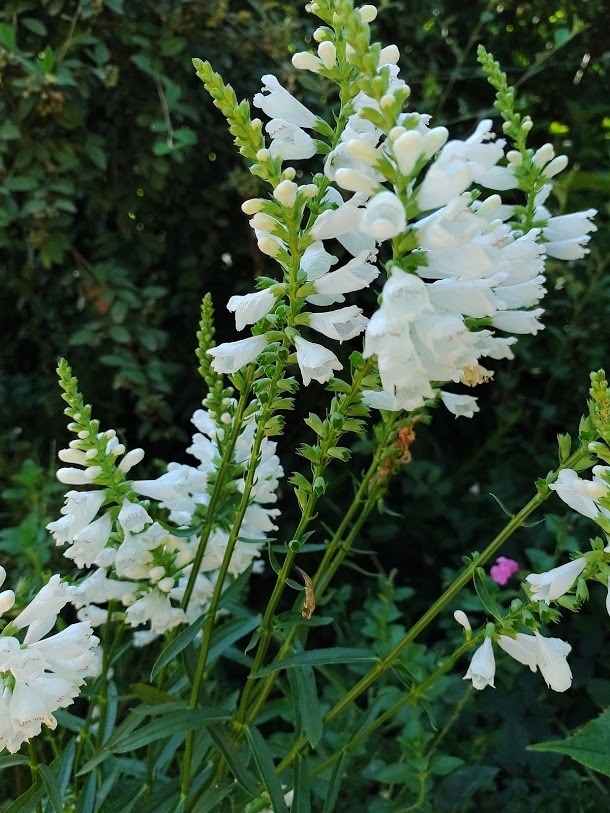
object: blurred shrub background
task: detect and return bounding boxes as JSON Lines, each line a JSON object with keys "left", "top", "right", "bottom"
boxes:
{"left": 1, "top": 0, "right": 609, "bottom": 808}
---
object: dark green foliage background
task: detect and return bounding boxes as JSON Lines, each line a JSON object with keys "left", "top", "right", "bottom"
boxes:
{"left": 1, "top": 0, "right": 610, "bottom": 809}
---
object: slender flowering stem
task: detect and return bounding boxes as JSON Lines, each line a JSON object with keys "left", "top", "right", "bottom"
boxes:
{"left": 181, "top": 365, "right": 256, "bottom": 610}
{"left": 180, "top": 352, "right": 288, "bottom": 797}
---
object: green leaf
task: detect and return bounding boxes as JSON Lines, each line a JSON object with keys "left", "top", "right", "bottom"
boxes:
{"left": 292, "top": 754, "right": 311, "bottom": 813}
{"left": 207, "top": 724, "right": 259, "bottom": 796}
{"left": 6, "top": 176, "right": 39, "bottom": 192}
{"left": 2, "top": 782, "right": 44, "bottom": 813}
{"left": 245, "top": 726, "right": 288, "bottom": 813}
{"left": 528, "top": 707, "right": 610, "bottom": 776}
{"left": 21, "top": 17, "right": 48, "bottom": 35}
{"left": 74, "top": 772, "right": 97, "bottom": 813}
{"left": 208, "top": 613, "right": 262, "bottom": 666}
{"left": 322, "top": 751, "right": 347, "bottom": 813}
{"left": 0, "top": 754, "right": 30, "bottom": 770}
{"left": 250, "top": 647, "right": 377, "bottom": 678}
{"left": 38, "top": 764, "right": 63, "bottom": 813}
{"left": 473, "top": 567, "right": 503, "bottom": 623}
{"left": 189, "top": 779, "right": 233, "bottom": 813}
{"left": 151, "top": 611, "right": 206, "bottom": 680}
{"left": 305, "top": 412, "right": 325, "bottom": 437}
{"left": 289, "top": 661, "right": 323, "bottom": 747}
{"left": 112, "top": 706, "right": 231, "bottom": 751}
{"left": 0, "top": 24, "right": 16, "bottom": 49}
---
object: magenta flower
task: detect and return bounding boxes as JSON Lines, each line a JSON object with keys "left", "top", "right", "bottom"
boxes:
{"left": 490, "top": 556, "right": 519, "bottom": 586}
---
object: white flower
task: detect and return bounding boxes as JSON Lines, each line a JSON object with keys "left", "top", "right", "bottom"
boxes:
{"left": 64, "top": 513, "right": 113, "bottom": 568}
{"left": 266, "top": 119, "right": 317, "bottom": 160}
{"left": 253, "top": 74, "right": 317, "bottom": 128}
{"left": 207, "top": 335, "right": 268, "bottom": 374}
{"left": 294, "top": 336, "right": 342, "bottom": 385}
{"left": 533, "top": 631, "right": 572, "bottom": 692}
{"left": 440, "top": 392, "right": 479, "bottom": 419}
{"left": 310, "top": 196, "right": 364, "bottom": 240}
{"left": 308, "top": 251, "right": 379, "bottom": 305}
{"left": 12, "top": 575, "right": 70, "bottom": 645}
{"left": 548, "top": 468, "right": 608, "bottom": 520}
{"left": 0, "top": 578, "right": 99, "bottom": 754}
{"left": 47, "top": 490, "right": 106, "bottom": 546}
{"left": 497, "top": 633, "right": 538, "bottom": 672}
{"left": 125, "top": 589, "right": 186, "bottom": 635}
{"left": 306, "top": 306, "right": 368, "bottom": 343}
{"left": 525, "top": 557, "right": 587, "bottom": 603}
{"left": 491, "top": 308, "right": 544, "bottom": 335}
{"left": 463, "top": 637, "right": 495, "bottom": 690}
{"left": 227, "top": 290, "right": 277, "bottom": 331}
{"left": 428, "top": 277, "right": 503, "bottom": 318}
{"left": 418, "top": 120, "right": 511, "bottom": 210}
{"left": 361, "top": 191, "right": 406, "bottom": 239}
{"left": 118, "top": 499, "right": 152, "bottom": 534}
{"left": 453, "top": 610, "right": 471, "bottom": 632}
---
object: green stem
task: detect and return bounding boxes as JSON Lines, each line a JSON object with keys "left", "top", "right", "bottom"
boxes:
{"left": 181, "top": 366, "right": 254, "bottom": 610}
{"left": 235, "top": 362, "right": 381, "bottom": 726}
{"left": 180, "top": 359, "right": 285, "bottom": 798}
{"left": 275, "top": 443, "right": 591, "bottom": 774}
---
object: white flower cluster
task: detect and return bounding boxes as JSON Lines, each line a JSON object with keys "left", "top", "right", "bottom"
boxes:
{"left": 0, "top": 569, "right": 99, "bottom": 754}
{"left": 48, "top": 407, "right": 283, "bottom": 645}
{"left": 459, "top": 552, "right": 592, "bottom": 694}
{"left": 206, "top": 5, "right": 596, "bottom": 418}
{"left": 463, "top": 630, "right": 572, "bottom": 693}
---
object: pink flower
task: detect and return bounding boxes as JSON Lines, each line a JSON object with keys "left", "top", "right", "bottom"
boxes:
{"left": 490, "top": 556, "right": 519, "bottom": 586}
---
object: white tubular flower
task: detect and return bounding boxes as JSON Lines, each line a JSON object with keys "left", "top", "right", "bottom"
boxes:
{"left": 207, "top": 335, "right": 268, "bottom": 374}
{"left": 253, "top": 74, "right": 317, "bottom": 128}
{"left": 463, "top": 637, "right": 495, "bottom": 690}
{"left": 440, "top": 392, "right": 479, "bottom": 419}
{"left": 453, "top": 610, "right": 471, "bottom": 632}
{"left": 294, "top": 336, "right": 342, "bottom": 385}
{"left": 266, "top": 119, "right": 317, "bottom": 160}
{"left": 308, "top": 251, "right": 379, "bottom": 305}
{"left": 497, "top": 632, "right": 538, "bottom": 672}
{"left": 47, "top": 490, "right": 106, "bottom": 546}
{"left": 311, "top": 197, "right": 364, "bottom": 240}
{"left": 132, "top": 467, "right": 192, "bottom": 503}
{"left": 125, "top": 589, "right": 186, "bottom": 635}
{"left": 428, "top": 277, "right": 503, "bottom": 318}
{"left": 273, "top": 179, "right": 299, "bottom": 208}
{"left": 533, "top": 631, "right": 572, "bottom": 692}
{"left": 301, "top": 241, "right": 338, "bottom": 281}
{"left": 118, "top": 448, "right": 145, "bottom": 473}
{"left": 418, "top": 120, "right": 510, "bottom": 210}
{"left": 12, "top": 575, "right": 70, "bottom": 645}
{"left": 335, "top": 167, "right": 380, "bottom": 195}
{"left": 227, "top": 290, "right": 277, "bottom": 331}
{"left": 0, "top": 613, "right": 98, "bottom": 754}
{"left": 525, "top": 558, "right": 587, "bottom": 603}
{"left": 542, "top": 209, "right": 597, "bottom": 260}
{"left": 306, "top": 306, "right": 368, "bottom": 342}
{"left": 495, "top": 276, "right": 547, "bottom": 309}
{"left": 292, "top": 51, "right": 323, "bottom": 73}
{"left": 56, "top": 468, "right": 91, "bottom": 485}
{"left": 64, "top": 513, "right": 113, "bottom": 569}
{"left": 392, "top": 130, "right": 424, "bottom": 176}
{"left": 490, "top": 308, "right": 544, "bottom": 335}
{"left": 360, "top": 191, "right": 406, "bottom": 240}
{"left": 549, "top": 468, "right": 609, "bottom": 519}
{"left": 118, "top": 499, "right": 152, "bottom": 534}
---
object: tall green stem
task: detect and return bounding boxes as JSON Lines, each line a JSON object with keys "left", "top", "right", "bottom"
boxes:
{"left": 181, "top": 367, "right": 255, "bottom": 609}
